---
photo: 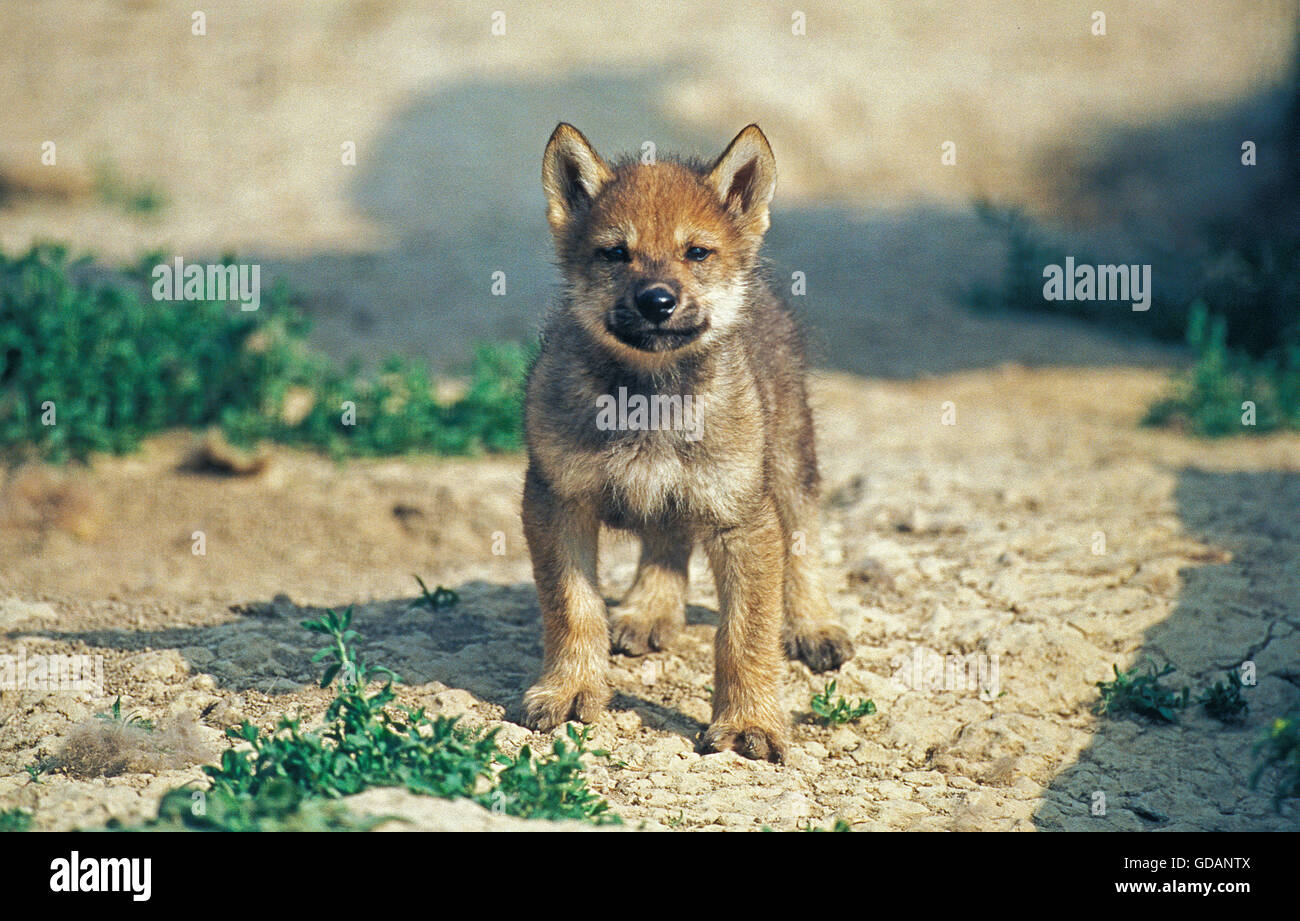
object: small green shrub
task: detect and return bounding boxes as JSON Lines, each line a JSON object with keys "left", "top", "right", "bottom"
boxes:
{"left": 1250, "top": 714, "right": 1300, "bottom": 809}
{"left": 152, "top": 606, "right": 617, "bottom": 830}
{"left": 1143, "top": 302, "right": 1300, "bottom": 436}
{"left": 0, "top": 808, "right": 33, "bottom": 832}
{"left": 810, "top": 680, "right": 875, "bottom": 727}
{"left": 95, "top": 695, "right": 155, "bottom": 731}
{"left": 150, "top": 783, "right": 387, "bottom": 832}
{"left": 0, "top": 243, "right": 527, "bottom": 463}
{"left": 489, "top": 724, "right": 618, "bottom": 824}
{"left": 411, "top": 575, "right": 459, "bottom": 612}
{"left": 1196, "top": 670, "right": 1250, "bottom": 724}
{"left": 1094, "top": 660, "right": 1190, "bottom": 723}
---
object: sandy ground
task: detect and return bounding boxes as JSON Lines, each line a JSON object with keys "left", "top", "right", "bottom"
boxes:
{"left": 0, "top": 1, "right": 1298, "bottom": 829}
{"left": 2, "top": 367, "right": 1298, "bottom": 830}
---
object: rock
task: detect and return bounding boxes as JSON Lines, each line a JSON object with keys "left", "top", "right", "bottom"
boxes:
{"left": 614, "top": 711, "right": 642, "bottom": 732}
{"left": 126, "top": 650, "right": 186, "bottom": 682}
{"left": 345, "top": 789, "right": 614, "bottom": 831}
{"left": 769, "top": 791, "right": 813, "bottom": 820}
{"left": 493, "top": 722, "right": 532, "bottom": 748}
{"left": 784, "top": 748, "right": 821, "bottom": 773}
{"left": 0, "top": 598, "right": 59, "bottom": 629}
{"left": 431, "top": 689, "right": 479, "bottom": 718}
{"left": 827, "top": 475, "right": 867, "bottom": 508}
{"left": 186, "top": 429, "right": 270, "bottom": 476}
{"left": 827, "top": 727, "right": 860, "bottom": 753}
{"left": 847, "top": 557, "right": 894, "bottom": 589}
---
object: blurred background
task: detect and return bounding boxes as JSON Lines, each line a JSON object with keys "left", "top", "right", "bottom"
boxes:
{"left": 1, "top": 0, "right": 1295, "bottom": 380}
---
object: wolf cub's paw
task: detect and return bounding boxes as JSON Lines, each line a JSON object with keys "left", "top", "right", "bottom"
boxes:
{"left": 699, "top": 721, "right": 788, "bottom": 763}
{"left": 522, "top": 677, "right": 610, "bottom": 731}
{"left": 609, "top": 607, "right": 682, "bottom": 656}
{"left": 784, "top": 622, "right": 854, "bottom": 673}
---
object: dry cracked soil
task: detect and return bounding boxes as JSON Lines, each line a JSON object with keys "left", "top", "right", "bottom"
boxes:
{"left": 2, "top": 366, "right": 1297, "bottom": 831}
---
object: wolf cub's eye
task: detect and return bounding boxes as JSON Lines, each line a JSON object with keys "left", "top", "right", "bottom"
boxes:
{"left": 685, "top": 246, "right": 712, "bottom": 262}
{"left": 598, "top": 245, "right": 630, "bottom": 263}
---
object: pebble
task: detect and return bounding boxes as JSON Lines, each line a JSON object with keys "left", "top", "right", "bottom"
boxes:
{"left": 828, "top": 727, "right": 860, "bottom": 753}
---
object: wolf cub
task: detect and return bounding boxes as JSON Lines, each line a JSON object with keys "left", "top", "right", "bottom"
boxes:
{"left": 521, "top": 124, "right": 852, "bottom": 761}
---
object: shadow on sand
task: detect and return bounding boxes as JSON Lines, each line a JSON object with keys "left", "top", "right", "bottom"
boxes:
{"left": 1035, "top": 470, "right": 1300, "bottom": 829}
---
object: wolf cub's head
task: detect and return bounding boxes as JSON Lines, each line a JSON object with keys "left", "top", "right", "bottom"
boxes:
{"left": 542, "top": 124, "right": 777, "bottom": 365}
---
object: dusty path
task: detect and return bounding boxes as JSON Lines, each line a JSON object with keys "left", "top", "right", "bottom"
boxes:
{"left": 2, "top": 366, "right": 1296, "bottom": 830}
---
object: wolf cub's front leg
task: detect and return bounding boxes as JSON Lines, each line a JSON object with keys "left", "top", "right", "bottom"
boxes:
{"left": 521, "top": 466, "right": 612, "bottom": 730}
{"left": 699, "top": 500, "right": 789, "bottom": 762}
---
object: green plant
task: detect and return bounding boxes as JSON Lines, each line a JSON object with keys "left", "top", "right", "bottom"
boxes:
{"left": 1250, "top": 714, "right": 1300, "bottom": 809}
{"left": 964, "top": 203, "right": 1178, "bottom": 335}
{"left": 1094, "top": 660, "right": 1190, "bottom": 723}
{"left": 1197, "top": 670, "right": 1250, "bottom": 724}
{"left": 966, "top": 203, "right": 1300, "bottom": 437}
{"left": 95, "top": 696, "right": 155, "bottom": 731}
{"left": 301, "top": 605, "right": 397, "bottom": 689}
{"left": 489, "top": 724, "right": 619, "bottom": 824}
{"left": 800, "top": 818, "right": 852, "bottom": 832}
{"left": 0, "top": 243, "right": 528, "bottom": 463}
{"left": 154, "top": 609, "right": 616, "bottom": 830}
{"left": 1143, "top": 302, "right": 1300, "bottom": 436}
{"left": 0, "top": 807, "right": 33, "bottom": 832}
{"left": 411, "top": 575, "right": 459, "bottom": 612}
{"left": 810, "top": 680, "right": 876, "bottom": 726}
{"left": 145, "top": 782, "right": 390, "bottom": 832}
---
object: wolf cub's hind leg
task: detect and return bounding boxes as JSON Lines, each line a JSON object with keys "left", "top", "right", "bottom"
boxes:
{"left": 780, "top": 490, "right": 854, "bottom": 673}
{"left": 610, "top": 525, "right": 691, "bottom": 656}
{"left": 521, "top": 467, "right": 612, "bottom": 730}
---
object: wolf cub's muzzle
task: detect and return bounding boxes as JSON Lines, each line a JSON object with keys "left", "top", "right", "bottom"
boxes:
{"left": 609, "top": 280, "right": 707, "bottom": 352}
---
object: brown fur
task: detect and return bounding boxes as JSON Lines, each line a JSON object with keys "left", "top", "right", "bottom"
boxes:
{"left": 522, "top": 124, "right": 853, "bottom": 761}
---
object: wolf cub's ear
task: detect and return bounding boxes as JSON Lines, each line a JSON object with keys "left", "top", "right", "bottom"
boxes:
{"left": 542, "top": 123, "right": 614, "bottom": 236}
{"left": 708, "top": 125, "right": 777, "bottom": 237}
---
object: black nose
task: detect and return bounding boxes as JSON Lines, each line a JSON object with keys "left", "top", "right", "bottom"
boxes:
{"left": 634, "top": 286, "right": 677, "bottom": 323}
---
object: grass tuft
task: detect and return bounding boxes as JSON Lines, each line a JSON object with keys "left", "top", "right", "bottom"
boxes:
{"left": 1142, "top": 302, "right": 1300, "bottom": 436}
